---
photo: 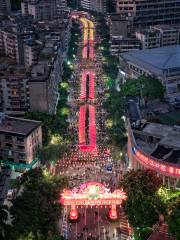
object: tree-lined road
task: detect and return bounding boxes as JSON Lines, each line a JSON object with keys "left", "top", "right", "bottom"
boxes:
{"left": 58, "top": 12, "right": 131, "bottom": 240}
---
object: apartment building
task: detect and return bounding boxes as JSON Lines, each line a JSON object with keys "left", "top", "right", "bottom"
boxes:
{"left": 56, "top": 0, "right": 67, "bottom": 16}
{"left": 29, "top": 41, "right": 63, "bottom": 114}
{"left": 0, "top": 113, "right": 42, "bottom": 166}
{"left": 116, "top": 0, "right": 180, "bottom": 28}
{"left": 80, "top": 0, "right": 107, "bottom": 13}
{"left": 109, "top": 14, "right": 136, "bottom": 55}
{"left": 119, "top": 45, "right": 180, "bottom": 103}
{"left": 0, "top": 16, "right": 36, "bottom": 64}
{"left": 154, "top": 25, "right": 179, "bottom": 47}
{"left": 110, "top": 15, "right": 129, "bottom": 38}
{"left": 0, "top": 0, "right": 11, "bottom": 17}
{"left": 80, "top": 0, "right": 91, "bottom": 10}
{"left": 0, "top": 70, "right": 29, "bottom": 116}
{"left": 27, "top": 0, "right": 56, "bottom": 21}
{"left": 136, "top": 25, "right": 180, "bottom": 50}
{"left": 135, "top": 29, "right": 161, "bottom": 49}
{"left": 0, "top": 12, "right": 70, "bottom": 115}
{"left": 24, "top": 40, "right": 43, "bottom": 67}
{"left": 92, "top": 0, "right": 107, "bottom": 13}
{"left": 111, "top": 36, "right": 141, "bottom": 55}
{"left": 37, "top": 15, "right": 71, "bottom": 56}
{"left": 21, "top": 0, "right": 67, "bottom": 20}
{"left": 0, "top": 29, "right": 21, "bottom": 63}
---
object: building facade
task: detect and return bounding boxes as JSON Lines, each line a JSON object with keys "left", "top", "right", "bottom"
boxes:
{"left": 135, "top": 29, "right": 161, "bottom": 49}
{"left": 0, "top": 113, "right": 42, "bottom": 166}
{"left": 136, "top": 26, "right": 180, "bottom": 50}
{"left": 21, "top": 0, "right": 67, "bottom": 20}
{"left": 116, "top": 0, "right": 180, "bottom": 28}
{"left": 29, "top": 41, "right": 63, "bottom": 114}
{"left": 154, "top": 26, "right": 179, "bottom": 47}
{"left": 110, "top": 37, "right": 141, "bottom": 55}
{"left": 24, "top": 40, "right": 42, "bottom": 67}
{"left": 80, "top": 0, "right": 107, "bottom": 13}
{"left": 0, "top": 73, "right": 29, "bottom": 116}
{"left": 80, "top": 0, "right": 91, "bottom": 10}
{"left": 119, "top": 45, "right": 180, "bottom": 103}
{"left": 0, "top": 17, "right": 36, "bottom": 65}
{"left": 0, "top": 0, "right": 11, "bottom": 17}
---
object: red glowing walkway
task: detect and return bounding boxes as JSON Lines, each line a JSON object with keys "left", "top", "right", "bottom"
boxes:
{"left": 82, "top": 45, "right": 94, "bottom": 59}
{"left": 78, "top": 104, "right": 96, "bottom": 152}
{"left": 78, "top": 17, "right": 97, "bottom": 153}
{"left": 80, "top": 17, "right": 95, "bottom": 59}
{"left": 80, "top": 70, "right": 95, "bottom": 100}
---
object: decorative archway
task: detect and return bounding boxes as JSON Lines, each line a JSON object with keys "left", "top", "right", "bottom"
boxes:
{"left": 60, "top": 182, "right": 127, "bottom": 220}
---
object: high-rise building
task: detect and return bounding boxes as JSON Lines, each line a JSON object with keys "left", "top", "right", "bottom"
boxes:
{"left": 0, "top": 0, "right": 11, "bottom": 17}
{"left": 0, "top": 72, "right": 29, "bottom": 115}
{"left": 21, "top": 0, "right": 67, "bottom": 20}
{"left": 0, "top": 17, "right": 36, "bottom": 65}
{"left": 56, "top": 0, "right": 67, "bottom": 16}
{"left": 116, "top": 0, "right": 180, "bottom": 28}
{"left": 92, "top": 0, "right": 107, "bottom": 13}
{"left": 80, "top": 0, "right": 91, "bottom": 10}
{"left": 80, "top": 0, "right": 107, "bottom": 13}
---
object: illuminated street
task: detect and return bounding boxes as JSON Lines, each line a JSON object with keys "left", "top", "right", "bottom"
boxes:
{"left": 57, "top": 12, "right": 131, "bottom": 240}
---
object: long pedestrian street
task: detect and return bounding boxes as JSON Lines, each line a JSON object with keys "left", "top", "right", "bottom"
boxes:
{"left": 57, "top": 11, "right": 131, "bottom": 240}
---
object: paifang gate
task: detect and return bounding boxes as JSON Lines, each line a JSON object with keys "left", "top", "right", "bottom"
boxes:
{"left": 60, "top": 182, "right": 127, "bottom": 220}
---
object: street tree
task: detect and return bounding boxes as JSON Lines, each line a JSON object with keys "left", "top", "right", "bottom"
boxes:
{"left": 40, "top": 134, "right": 69, "bottom": 164}
{"left": 9, "top": 168, "right": 68, "bottom": 240}
{"left": 122, "top": 76, "right": 165, "bottom": 100}
{"left": 104, "top": 87, "right": 127, "bottom": 148}
{"left": 0, "top": 204, "right": 9, "bottom": 240}
{"left": 120, "top": 169, "right": 166, "bottom": 230}
{"left": 167, "top": 198, "right": 180, "bottom": 240}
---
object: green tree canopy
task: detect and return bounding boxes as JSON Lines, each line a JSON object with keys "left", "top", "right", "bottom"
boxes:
{"left": 0, "top": 204, "right": 9, "bottom": 240}
{"left": 9, "top": 168, "right": 68, "bottom": 240}
{"left": 40, "top": 134, "right": 70, "bottom": 164}
{"left": 122, "top": 76, "right": 165, "bottom": 100}
{"left": 167, "top": 198, "right": 180, "bottom": 240}
{"left": 120, "top": 169, "right": 165, "bottom": 229}
{"left": 103, "top": 87, "right": 127, "bottom": 147}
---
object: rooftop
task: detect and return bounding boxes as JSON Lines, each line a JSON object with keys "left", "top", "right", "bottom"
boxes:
{"left": 0, "top": 115, "right": 41, "bottom": 137}
{"left": 121, "top": 45, "right": 180, "bottom": 75}
{"left": 134, "top": 122, "right": 180, "bottom": 164}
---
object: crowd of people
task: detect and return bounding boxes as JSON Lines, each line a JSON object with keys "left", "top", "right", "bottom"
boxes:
{"left": 57, "top": 14, "right": 130, "bottom": 240}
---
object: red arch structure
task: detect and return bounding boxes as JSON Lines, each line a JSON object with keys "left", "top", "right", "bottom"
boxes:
{"left": 60, "top": 182, "right": 127, "bottom": 220}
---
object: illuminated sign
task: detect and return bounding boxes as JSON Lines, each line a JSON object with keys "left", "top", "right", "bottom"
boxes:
{"left": 60, "top": 182, "right": 127, "bottom": 206}
{"left": 132, "top": 147, "right": 180, "bottom": 177}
